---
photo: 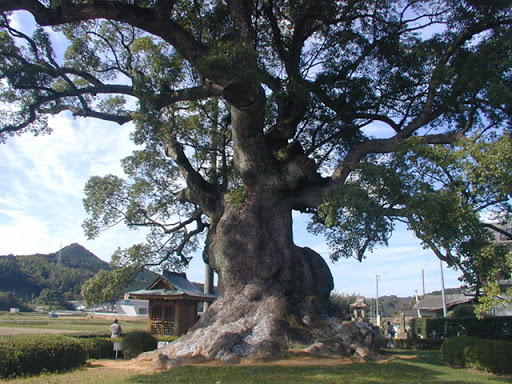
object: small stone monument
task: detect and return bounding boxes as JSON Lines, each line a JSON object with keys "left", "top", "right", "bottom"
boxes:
{"left": 350, "top": 296, "right": 368, "bottom": 322}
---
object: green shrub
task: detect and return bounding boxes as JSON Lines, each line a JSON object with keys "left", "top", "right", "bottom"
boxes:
{"left": 69, "top": 332, "right": 111, "bottom": 339}
{"left": 449, "top": 304, "right": 476, "bottom": 318}
{"left": 441, "top": 336, "right": 512, "bottom": 374}
{"left": 122, "top": 331, "right": 158, "bottom": 359}
{"left": 490, "top": 340, "right": 512, "bottom": 374}
{"left": 0, "top": 334, "right": 87, "bottom": 378}
{"left": 463, "top": 339, "right": 512, "bottom": 374}
{"left": 76, "top": 337, "right": 114, "bottom": 359}
{"left": 441, "top": 336, "right": 477, "bottom": 367}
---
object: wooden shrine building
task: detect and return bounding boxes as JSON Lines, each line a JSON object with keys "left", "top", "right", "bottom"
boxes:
{"left": 128, "top": 271, "right": 216, "bottom": 336}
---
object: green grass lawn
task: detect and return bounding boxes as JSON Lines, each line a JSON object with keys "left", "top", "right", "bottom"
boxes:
{"left": 0, "top": 311, "right": 148, "bottom": 334}
{"left": 2, "top": 350, "right": 511, "bottom": 384}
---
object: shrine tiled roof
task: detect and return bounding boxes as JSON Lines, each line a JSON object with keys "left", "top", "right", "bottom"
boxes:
{"left": 128, "top": 271, "right": 216, "bottom": 301}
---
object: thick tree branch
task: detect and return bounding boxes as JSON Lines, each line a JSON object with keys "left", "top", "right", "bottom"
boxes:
{"left": 154, "top": 83, "right": 224, "bottom": 110}
{"left": 223, "top": 82, "right": 271, "bottom": 184}
{"left": 0, "top": 81, "right": 224, "bottom": 136}
{"left": 483, "top": 223, "right": 512, "bottom": 241}
{"left": 226, "top": 0, "right": 255, "bottom": 45}
{"left": 332, "top": 132, "right": 466, "bottom": 183}
{"left": 164, "top": 134, "right": 221, "bottom": 216}
{"left": 397, "top": 19, "right": 512, "bottom": 140}
{"left": 328, "top": 18, "right": 512, "bottom": 183}
{"left": 0, "top": 0, "right": 208, "bottom": 71}
{"left": 262, "top": 1, "right": 287, "bottom": 70}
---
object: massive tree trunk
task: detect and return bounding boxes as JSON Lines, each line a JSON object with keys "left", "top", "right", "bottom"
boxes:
{"left": 155, "top": 191, "right": 335, "bottom": 363}
{"left": 127, "top": 80, "right": 380, "bottom": 369}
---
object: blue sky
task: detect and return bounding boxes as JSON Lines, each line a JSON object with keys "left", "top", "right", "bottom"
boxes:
{"left": 0, "top": 113, "right": 463, "bottom": 298}
{"left": 0, "top": 11, "right": 463, "bottom": 299}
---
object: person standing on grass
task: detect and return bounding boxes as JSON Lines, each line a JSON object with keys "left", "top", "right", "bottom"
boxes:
{"left": 110, "top": 319, "right": 122, "bottom": 338}
{"left": 386, "top": 321, "right": 395, "bottom": 348}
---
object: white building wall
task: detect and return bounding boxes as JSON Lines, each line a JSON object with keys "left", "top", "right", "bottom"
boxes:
{"left": 115, "top": 299, "right": 149, "bottom": 316}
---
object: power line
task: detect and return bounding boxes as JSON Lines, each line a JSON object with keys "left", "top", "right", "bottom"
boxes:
{"left": 379, "top": 253, "right": 412, "bottom": 276}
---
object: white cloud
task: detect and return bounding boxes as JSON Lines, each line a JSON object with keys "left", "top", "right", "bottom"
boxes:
{"left": 0, "top": 112, "right": 143, "bottom": 260}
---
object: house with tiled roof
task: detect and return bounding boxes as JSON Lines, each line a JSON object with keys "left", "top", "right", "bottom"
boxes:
{"left": 413, "top": 294, "right": 475, "bottom": 317}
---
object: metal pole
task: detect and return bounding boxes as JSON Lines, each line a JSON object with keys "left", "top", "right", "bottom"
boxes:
{"left": 439, "top": 259, "right": 447, "bottom": 317}
{"left": 203, "top": 264, "right": 214, "bottom": 312}
{"left": 415, "top": 290, "right": 422, "bottom": 318}
{"left": 422, "top": 269, "right": 425, "bottom": 297}
{"left": 376, "top": 275, "right": 381, "bottom": 326}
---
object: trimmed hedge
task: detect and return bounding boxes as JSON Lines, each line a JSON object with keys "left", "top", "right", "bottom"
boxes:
{"left": 0, "top": 334, "right": 87, "bottom": 378}
{"left": 75, "top": 337, "right": 114, "bottom": 359}
{"left": 122, "top": 331, "right": 158, "bottom": 359}
{"left": 440, "top": 336, "right": 477, "bottom": 367}
{"left": 410, "top": 316, "right": 512, "bottom": 341}
{"left": 441, "top": 336, "right": 512, "bottom": 374}
{"left": 374, "top": 337, "right": 443, "bottom": 350}
{"left": 69, "top": 332, "right": 111, "bottom": 339}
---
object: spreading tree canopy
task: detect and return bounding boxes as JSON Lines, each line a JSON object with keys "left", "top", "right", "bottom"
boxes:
{"left": 1, "top": 0, "right": 512, "bottom": 359}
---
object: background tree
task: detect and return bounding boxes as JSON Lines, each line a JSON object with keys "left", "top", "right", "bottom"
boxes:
{"left": 311, "top": 134, "right": 512, "bottom": 298}
{"left": 1, "top": 0, "right": 511, "bottom": 360}
{"left": 34, "top": 288, "right": 74, "bottom": 310}
{"left": 0, "top": 291, "right": 31, "bottom": 312}
{"left": 327, "top": 292, "right": 359, "bottom": 320}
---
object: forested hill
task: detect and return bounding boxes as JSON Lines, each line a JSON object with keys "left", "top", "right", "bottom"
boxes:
{"left": 48, "top": 243, "right": 110, "bottom": 273}
{"left": 0, "top": 244, "right": 157, "bottom": 306}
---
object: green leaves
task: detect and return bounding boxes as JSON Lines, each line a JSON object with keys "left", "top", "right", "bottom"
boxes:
{"left": 311, "top": 166, "right": 396, "bottom": 262}
{"left": 82, "top": 145, "right": 205, "bottom": 277}
{"left": 81, "top": 266, "right": 139, "bottom": 306}
{"left": 197, "top": 41, "right": 261, "bottom": 84}
{"left": 82, "top": 174, "right": 127, "bottom": 239}
{"left": 312, "top": 131, "right": 512, "bottom": 297}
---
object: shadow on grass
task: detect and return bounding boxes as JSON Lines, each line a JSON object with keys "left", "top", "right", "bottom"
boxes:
{"left": 125, "top": 350, "right": 512, "bottom": 384}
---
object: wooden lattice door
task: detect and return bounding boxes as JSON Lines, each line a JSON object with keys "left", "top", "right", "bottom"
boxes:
{"left": 150, "top": 304, "right": 175, "bottom": 335}
{"left": 162, "top": 306, "right": 175, "bottom": 335}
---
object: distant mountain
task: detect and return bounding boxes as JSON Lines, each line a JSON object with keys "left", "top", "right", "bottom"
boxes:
{"left": 427, "top": 287, "right": 466, "bottom": 296}
{"left": 350, "top": 290, "right": 465, "bottom": 318}
{"left": 56, "top": 243, "right": 111, "bottom": 273}
{"left": 363, "top": 295, "right": 415, "bottom": 317}
{"left": 13, "top": 243, "right": 111, "bottom": 274}
{"left": 0, "top": 244, "right": 158, "bottom": 307}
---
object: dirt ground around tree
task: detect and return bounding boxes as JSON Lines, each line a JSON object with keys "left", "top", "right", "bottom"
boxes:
{"left": 88, "top": 351, "right": 416, "bottom": 374}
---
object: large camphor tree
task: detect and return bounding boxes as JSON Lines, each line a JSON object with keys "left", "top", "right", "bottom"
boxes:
{"left": 1, "top": 0, "right": 512, "bottom": 360}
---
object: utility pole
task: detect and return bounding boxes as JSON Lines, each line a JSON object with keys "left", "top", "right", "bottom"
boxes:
{"left": 439, "top": 259, "right": 447, "bottom": 317}
{"left": 376, "top": 275, "right": 381, "bottom": 326}
{"left": 422, "top": 269, "right": 425, "bottom": 297}
{"left": 203, "top": 264, "right": 214, "bottom": 312}
{"left": 57, "top": 243, "right": 62, "bottom": 267}
{"left": 415, "top": 290, "right": 422, "bottom": 318}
